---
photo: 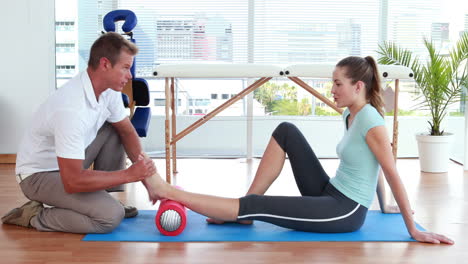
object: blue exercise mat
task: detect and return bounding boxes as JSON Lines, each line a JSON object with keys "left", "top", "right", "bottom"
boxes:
{"left": 83, "top": 210, "right": 424, "bottom": 242}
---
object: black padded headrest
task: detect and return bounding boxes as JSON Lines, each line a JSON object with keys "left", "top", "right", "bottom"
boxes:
{"left": 132, "top": 78, "right": 150, "bottom": 106}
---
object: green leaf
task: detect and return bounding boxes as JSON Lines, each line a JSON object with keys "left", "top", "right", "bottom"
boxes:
{"left": 377, "top": 32, "right": 468, "bottom": 135}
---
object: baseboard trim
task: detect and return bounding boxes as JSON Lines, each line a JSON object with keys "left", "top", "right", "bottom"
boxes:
{"left": 0, "top": 154, "right": 16, "bottom": 164}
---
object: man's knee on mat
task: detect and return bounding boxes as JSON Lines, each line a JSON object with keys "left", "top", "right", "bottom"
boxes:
{"left": 92, "top": 203, "right": 125, "bottom": 233}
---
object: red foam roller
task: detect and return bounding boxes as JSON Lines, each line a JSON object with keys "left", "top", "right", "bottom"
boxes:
{"left": 155, "top": 199, "right": 187, "bottom": 236}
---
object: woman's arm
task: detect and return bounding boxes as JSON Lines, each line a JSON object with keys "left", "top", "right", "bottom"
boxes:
{"left": 366, "top": 126, "right": 453, "bottom": 244}
{"left": 377, "top": 166, "right": 414, "bottom": 214}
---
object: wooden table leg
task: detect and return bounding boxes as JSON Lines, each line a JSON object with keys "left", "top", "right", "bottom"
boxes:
{"left": 392, "top": 79, "right": 399, "bottom": 162}
{"left": 170, "top": 77, "right": 177, "bottom": 175}
{"left": 165, "top": 78, "right": 172, "bottom": 183}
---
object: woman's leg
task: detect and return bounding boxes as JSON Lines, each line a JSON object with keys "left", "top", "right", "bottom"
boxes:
{"left": 206, "top": 122, "right": 316, "bottom": 223}
{"left": 245, "top": 136, "right": 287, "bottom": 195}
{"left": 272, "top": 122, "right": 330, "bottom": 196}
{"left": 150, "top": 174, "right": 367, "bottom": 232}
{"left": 203, "top": 137, "right": 285, "bottom": 224}
{"left": 148, "top": 122, "right": 330, "bottom": 223}
{"left": 247, "top": 122, "right": 330, "bottom": 196}
{"left": 237, "top": 187, "right": 367, "bottom": 233}
{"left": 149, "top": 175, "right": 239, "bottom": 221}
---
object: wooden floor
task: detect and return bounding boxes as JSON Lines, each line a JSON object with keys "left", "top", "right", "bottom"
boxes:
{"left": 1, "top": 158, "right": 466, "bottom": 263}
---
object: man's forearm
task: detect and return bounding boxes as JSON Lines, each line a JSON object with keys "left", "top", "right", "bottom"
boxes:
{"left": 120, "top": 130, "right": 143, "bottom": 163}
{"left": 111, "top": 118, "right": 144, "bottom": 163}
{"left": 63, "top": 169, "right": 130, "bottom": 193}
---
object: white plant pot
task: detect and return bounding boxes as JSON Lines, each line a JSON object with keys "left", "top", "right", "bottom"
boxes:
{"left": 415, "top": 133, "right": 454, "bottom": 173}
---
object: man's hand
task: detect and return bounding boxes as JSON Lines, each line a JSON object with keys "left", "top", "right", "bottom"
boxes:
{"left": 127, "top": 154, "right": 156, "bottom": 182}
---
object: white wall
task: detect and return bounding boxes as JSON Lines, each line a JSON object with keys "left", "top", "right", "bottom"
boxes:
{"left": 449, "top": 117, "right": 465, "bottom": 163}
{"left": 0, "top": 0, "right": 56, "bottom": 154}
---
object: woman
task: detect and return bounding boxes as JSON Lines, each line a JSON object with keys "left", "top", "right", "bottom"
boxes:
{"left": 147, "top": 56, "right": 453, "bottom": 244}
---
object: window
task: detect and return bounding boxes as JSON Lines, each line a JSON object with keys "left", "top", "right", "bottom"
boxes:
{"left": 154, "top": 98, "right": 182, "bottom": 106}
{"left": 56, "top": 43, "right": 76, "bottom": 53}
{"left": 54, "top": 0, "right": 467, "bottom": 162}
{"left": 56, "top": 65, "right": 76, "bottom": 70}
{"left": 154, "top": 99, "right": 166, "bottom": 106}
{"left": 56, "top": 0, "right": 466, "bottom": 71}
{"left": 55, "top": 0, "right": 467, "bottom": 117}
{"left": 195, "top": 99, "right": 210, "bottom": 106}
{"left": 55, "top": 21, "right": 75, "bottom": 31}
{"left": 56, "top": 65, "right": 76, "bottom": 76}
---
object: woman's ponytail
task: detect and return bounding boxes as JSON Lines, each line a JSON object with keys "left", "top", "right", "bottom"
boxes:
{"left": 364, "top": 56, "right": 385, "bottom": 117}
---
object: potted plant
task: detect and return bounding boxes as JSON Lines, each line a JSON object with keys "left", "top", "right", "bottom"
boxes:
{"left": 377, "top": 33, "right": 468, "bottom": 172}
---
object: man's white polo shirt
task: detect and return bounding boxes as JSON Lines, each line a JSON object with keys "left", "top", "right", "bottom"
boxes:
{"left": 15, "top": 70, "right": 127, "bottom": 178}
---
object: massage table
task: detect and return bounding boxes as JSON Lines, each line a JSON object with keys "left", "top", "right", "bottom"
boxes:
{"left": 153, "top": 63, "right": 414, "bottom": 183}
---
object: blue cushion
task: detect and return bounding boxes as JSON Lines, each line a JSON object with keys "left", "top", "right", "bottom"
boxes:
{"left": 103, "top": 10, "right": 137, "bottom": 33}
{"left": 131, "top": 107, "right": 151, "bottom": 137}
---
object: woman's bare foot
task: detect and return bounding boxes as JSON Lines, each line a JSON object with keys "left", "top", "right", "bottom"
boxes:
{"left": 382, "top": 204, "right": 415, "bottom": 214}
{"left": 143, "top": 172, "right": 171, "bottom": 204}
{"left": 206, "top": 218, "right": 253, "bottom": 225}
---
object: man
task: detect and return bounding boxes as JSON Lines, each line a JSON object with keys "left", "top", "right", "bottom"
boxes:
{"left": 2, "top": 32, "right": 158, "bottom": 233}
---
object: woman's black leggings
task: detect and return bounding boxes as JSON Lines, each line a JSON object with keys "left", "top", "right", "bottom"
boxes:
{"left": 237, "top": 122, "right": 367, "bottom": 233}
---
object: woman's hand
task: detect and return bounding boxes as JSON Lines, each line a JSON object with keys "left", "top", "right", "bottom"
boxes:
{"left": 411, "top": 230, "right": 454, "bottom": 244}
